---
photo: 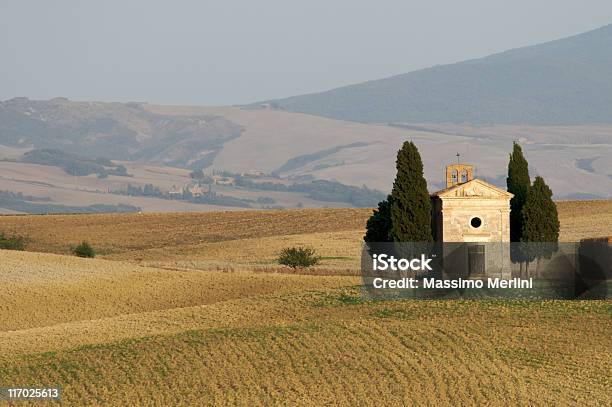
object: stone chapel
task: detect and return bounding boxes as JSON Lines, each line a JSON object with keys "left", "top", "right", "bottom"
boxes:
{"left": 430, "top": 163, "right": 514, "bottom": 278}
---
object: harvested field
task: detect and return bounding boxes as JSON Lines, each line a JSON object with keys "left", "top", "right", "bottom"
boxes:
{"left": 0, "top": 201, "right": 609, "bottom": 260}
{"left": 0, "top": 204, "right": 610, "bottom": 405}
{"left": 0, "top": 250, "right": 355, "bottom": 333}
{"left": 0, "top": 208, "right": 371, "bottom": 255}
{"left": 556, "top": 200, "right": 612, "bottom": 241}
{"left": 107, "top": 230, "right": 364, "bottom": 272}
{"left": 0, "top": 256, "right": 609, "bottom": 406}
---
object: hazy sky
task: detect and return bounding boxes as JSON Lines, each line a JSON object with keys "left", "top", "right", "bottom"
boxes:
{"left": 2, "top": 1, "right": 612, "bottom": 105}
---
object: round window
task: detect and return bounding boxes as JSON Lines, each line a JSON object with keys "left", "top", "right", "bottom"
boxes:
{"left": 470, "top": 217, "right": 482, "bottom": 228}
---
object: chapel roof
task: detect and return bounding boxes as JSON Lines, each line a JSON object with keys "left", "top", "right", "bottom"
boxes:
{"left": 431, "top": 178, "right": 514, "bottom": 199}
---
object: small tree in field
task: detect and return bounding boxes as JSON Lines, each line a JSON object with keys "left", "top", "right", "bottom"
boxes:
{"left": 278, "top": 247, "right": 320, "bottom": 268}
{"left": 73, "top": 241, "right": 95, "bottom": 258}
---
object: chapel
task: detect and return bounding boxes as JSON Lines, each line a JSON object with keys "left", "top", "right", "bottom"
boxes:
{"left": 430, "top": 162, "right": 514, "bottom": 277}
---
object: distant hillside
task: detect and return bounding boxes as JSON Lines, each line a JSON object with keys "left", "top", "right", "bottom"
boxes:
{"left": 0, "top": 98, "right": 242, "bottom": 168}
{"left": 22, "top": 148, "right": 130, "bottom": 178}
{"left": 257, "top": 24, "right": 612, "bottom": 125}
{"left": 0, "top": 101, "right": 610, "bottom": 203}
{"left": 145, "top": 106, "right": 612, "bottom": 200}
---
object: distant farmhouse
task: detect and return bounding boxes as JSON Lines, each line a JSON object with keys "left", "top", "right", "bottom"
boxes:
{"left": 240, "top": 170, "right": 266, "bottom": 178}
{"left": 168, "top": 185, "right": 183, "bottom": 196}
{"left": 212, "top": 175, "right": 235, "bottom": 186}
{"left": 187, "top": 183, "right": 205, "bottom": 197}
{"left": 168, "top": 183, "right": 207, "bottom": 197}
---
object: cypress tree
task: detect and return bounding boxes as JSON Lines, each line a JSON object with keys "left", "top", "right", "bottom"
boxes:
{"left": 507, "top": 141, "right": 531, "bottom": 242}
{"left": 390, "top": 141, "right": 432, "bottom": 242}
{"left": 521, "top": 176, "right": 560, "bottom": 263}
{"left": 522, "top": 176, "right": 559, "bottom": 243}
{"left": 364, "top": 195, "right": 394, "bottom": 243}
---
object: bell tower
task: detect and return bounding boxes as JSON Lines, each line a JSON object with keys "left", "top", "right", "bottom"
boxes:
{"left": 446, "top": 163, "right": 474, "bottom": 188}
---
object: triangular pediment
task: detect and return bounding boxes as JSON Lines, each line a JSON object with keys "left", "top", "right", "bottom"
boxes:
{"left": 432, "top": 179, "right": 514, "bottom": 199}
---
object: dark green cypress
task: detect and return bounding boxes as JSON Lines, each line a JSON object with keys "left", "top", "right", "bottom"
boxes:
{"left": 390, "top": 141, "right": 432, "bottom": 242}
{"left": 507, "top": 141, "right": 531, "bottom": 242}
{"left": 521, "top": 176, "right": 559, "bottom": 242}
{"left": 364, "top": 195, "right": 394, "bottom": 243}
{"left": 521, "top": 176, "right": 560, "bottom": 262}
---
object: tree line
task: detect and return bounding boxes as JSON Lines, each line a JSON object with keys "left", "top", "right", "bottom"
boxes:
{"left": 22, "top": 149, "right": 130, "bottom": 179}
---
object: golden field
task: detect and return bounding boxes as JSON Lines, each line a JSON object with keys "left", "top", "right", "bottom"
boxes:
{"left": 1, "top": 200, "right": 610, "bottom": 270}
{"left": 0, "top": 202, "right": 610, "bottom": 405}
{"left": 0, "top": 208, "right": 369, "bottom": 256}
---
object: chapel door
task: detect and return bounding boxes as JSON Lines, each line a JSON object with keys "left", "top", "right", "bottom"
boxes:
{"left": 468, "top": 244, "right": 485, "bottom": 276}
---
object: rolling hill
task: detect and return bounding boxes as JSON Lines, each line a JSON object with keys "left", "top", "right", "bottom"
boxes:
{"left": 148, "top": 105, "right": 612, "bottom": 199}
{"left": 0, "top": 207, "right": 610, "bottom": 405}
{"left": 1, "top": 201, "right": 609, "bottom": 265}
{"left": 258, "top": 24, "right": 612, "bottom": 125}
{"left": 0, "top": 101, "right": 611, "bottom": 209}
{"left": 0, "top": 97, "right": 242, "bottom": 167}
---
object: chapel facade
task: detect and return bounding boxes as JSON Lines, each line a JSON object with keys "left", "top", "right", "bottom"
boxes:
{"left": 431, "top": 163, "right": 513, "bottom": 243}
{"left": 430, "top": 163, "right": 514, "bottom": 278}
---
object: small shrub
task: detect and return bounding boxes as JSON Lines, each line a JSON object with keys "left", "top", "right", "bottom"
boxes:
{"left": 0, "top": 233, "right": 26, "bottom": 250}
{"left": 73, "top": 241, "right": 95, "bottom": 258}
{"left": 278, "top": 246, "right": 320, "bottom": 268}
